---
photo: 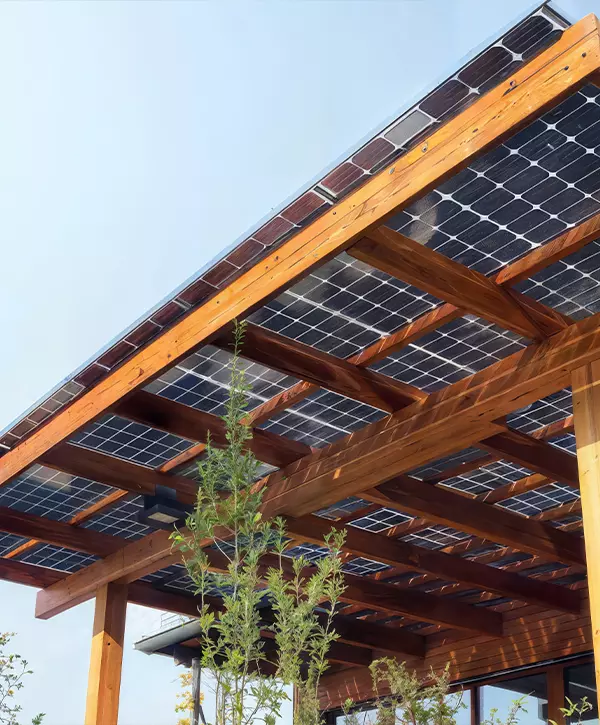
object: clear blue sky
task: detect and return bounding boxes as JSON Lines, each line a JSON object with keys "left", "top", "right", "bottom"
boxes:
{"left": 0, "top": 1, "right": 594, "bottom": 723}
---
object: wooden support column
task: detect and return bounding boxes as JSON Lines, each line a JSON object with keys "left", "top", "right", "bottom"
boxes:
{"left": 572, "top": 360, "right": 600, "bottom": 697}
{"left": 85, "top": 582, "right": 128, "bottom": 725}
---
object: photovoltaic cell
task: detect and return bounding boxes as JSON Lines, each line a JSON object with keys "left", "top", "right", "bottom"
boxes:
{"left": 250, "top": 253, "right": 442, "bottom": 359}
{"left": 72, "top": 414, "right": 193, "bottom": 467}
{"left": 409, "top": 448, "right": 486, "bottom": 481}
{"left": 0, "top": 533, "right": 29, "bottom": 556}
{"left": 16, "top": 544, "right": 99, "bottom": 573}
{"left": 507, "top": 389, "right": 572, "bottom": 433}
{"left": 349, "top": 508, "right": 412, "bottom": 533}
{"left": 442, "top": 460, "right": 533, "bottom": 496}
{"left": 146, "top": 345, "right": 299, "bottom": 417}
{"left": 403, "top": 524, "right": 471, "bottom": 550}
{"left": 371, "top": 316, "right": 525, "bottom": 393}
{"left": 0, "top": 464, "right": 114, "bottom": 521}
{"left": 260, "top": 387, "right": 386, "bottom": 448}
{"left": 81, "top": 494, "right": 152, "bottom": 540}
{"left": 501, "top": 482, "right": 578, "bottom": 517}
{"left": 314, "top": 497, "right": 371, "bottom": 520}
{"left": 385, "top": 86, "right": 600, "bottom": 277}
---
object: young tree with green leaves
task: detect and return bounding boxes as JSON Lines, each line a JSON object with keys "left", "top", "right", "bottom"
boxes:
{"left": 171, "top": 320, "right": 347, "bottom": 725}
{"left": 0, "top": 632, "right": 44, "bottom": 725}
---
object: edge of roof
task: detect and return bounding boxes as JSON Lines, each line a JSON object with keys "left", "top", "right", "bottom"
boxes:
{"left": 0, "top": 1, "right": 569, "bottom": 450}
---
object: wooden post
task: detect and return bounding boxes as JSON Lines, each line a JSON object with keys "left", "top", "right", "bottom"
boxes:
{"left": 547, "top": 665, "right": 566, "bottom": 725}
{"left": 84, "top": 582, "right": 128, "bottom": 725}
{"left": 572, "top": 361, "right": 600, "bottom": 696}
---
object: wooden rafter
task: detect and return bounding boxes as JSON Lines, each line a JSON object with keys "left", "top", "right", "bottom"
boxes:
{"left": 350, "top": 227, "right": 565, "bottom": 339}
{"left": 2, "top": 15, "right": 598, "bottom": 490}
{"left": 286, "top": 514, "right": 580, "bottom": 612}
{"left": 34, "top": 307, "right": 600, "bottom": 618}
{"left": 114, "top": 390, "right": 313, "bottom": 467}
{"left": 364, "top": 477, "right": 584, "bottom": 565}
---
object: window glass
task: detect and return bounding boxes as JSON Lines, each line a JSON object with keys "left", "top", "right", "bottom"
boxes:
{"left": 565, "top": 663, "right": 598, "bottom": 724}
{"left": 480, "top": 673, "right": 548, "bottom": 724}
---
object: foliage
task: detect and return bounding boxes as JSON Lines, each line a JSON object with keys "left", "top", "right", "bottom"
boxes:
{"left": 176, "top": 671, "right": 204, "bottom": 725}
{"left": 550, "top": 696, "right": 594, "bottom": 725}
{"left": 0, "top": 633, "right": 44, "bottom": 725}
{"left": 171, "top": 319, "right": 346, "bottom": 725}
{"left": 341, "top": 660, "right": 529, "bottom": 725}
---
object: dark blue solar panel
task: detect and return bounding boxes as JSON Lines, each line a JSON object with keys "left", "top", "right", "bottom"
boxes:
{"left": 146, "top": 345, "right": 298, "bottom": 417}
{"left": 507, "top": 388, "right": 572, "bottom": 433}
{"left": 0, "top": 533, "right": 29, "bottom": 556}
{"left": 81, "top": 494, "right": 152, "bottom": 540}
{"left": 72, "top": 415, "right": 193, "bottom": 467}
{"left": 16, "top": 544, "right": 98, "bottom": 572}
{"left": 0, "top": 464, "right": 114, "bottom": 521}
{"left": 370, "top": 316, "right": 525, "bottom": 393}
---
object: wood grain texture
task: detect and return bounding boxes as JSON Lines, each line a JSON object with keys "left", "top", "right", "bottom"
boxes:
{"left": 319, "top": 594, "right": 593, "bottom": 709}
{"left": 2, "top": 15, "right": 597, "bottom": 487}
{"left": 572, "top": 360, "right": 600, "bottom": 696}
{"left": 85, "top": 582, "right": 128, "bottom": 725}
{"left": 351, "top": 228, "right": 548, "bottom": 338}
{"left": 115, "top": 389, "right": 312, "bottom": 467}
{"left": 365, "top": 476, "right": 585, "bottom": 565}
{"left": 478, "top": 428, "right": 579, "bottom": 488}
{"left": 217, "top": 322, "right": 425, "bottom": 412}
{"left": 287, "top": 514, "right": 580, "bottom": 612}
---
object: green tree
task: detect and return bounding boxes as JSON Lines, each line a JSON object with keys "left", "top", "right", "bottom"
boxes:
{"left": 172, "top": 320, "right": 346, "bottom": 725}
{"left": 0, "top": 632, "right": 44, "bottom": 725}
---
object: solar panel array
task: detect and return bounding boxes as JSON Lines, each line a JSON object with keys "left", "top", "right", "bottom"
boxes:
{"left": 0, "top": 6, "right": 590, "bottom": 646}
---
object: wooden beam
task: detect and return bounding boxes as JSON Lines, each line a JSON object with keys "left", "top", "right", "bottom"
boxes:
{"left": 4, "top": 490, "right": 129, "bottom": 561}
{"left": 287, "top": 514, "right": 580, "bottom": 612}
{"left": 206, "top": 550, "right": 502, "bottom": 637}
{"left": 217, "top": 322, "right": 424, "bottom": 412}
{"left": 477, "top": 428, "right": 579, "bottom": 488}
{"left": 40, "top": 443, "right": 198, "bottom": 503}
{"left": 476, "top": 473, "right": 553, "bottom": 505}
{"left": 36, "top": 309, "right": 600, "bottom": 618}
{"left": 364, "top": 476, "right": 585, "bottom": 566}
{"left": 258, "top": 311, "right": 600, "bottom": 521}
{"left": 572, "top": 360, "right": 600, "bottom": 695}
{"left": 3, "top": 15, "right": 598, "bottom": 486}
{"left": 246, "top": 204, "right": 600, "bottom": 435}
{"left": 85, "top": 581, "right": 127, "bottom": 725}
{"left": 0, "top": 507, "right": 122, "bottom": 557}
{"left": 494, "top": 212, "right": 600, "bottom": 287}
{"left": 350, "top": 227, "right": 556, "bottom": 339}
{"left": 115, "top": 390, "right": 312, "bottom": 468}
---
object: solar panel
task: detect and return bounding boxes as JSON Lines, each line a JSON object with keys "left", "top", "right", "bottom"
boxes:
{"left": 16, "top": 544, "right": 99, "bottom": 573}
{"left": 72, "top": 415, "right": 193, "bottom": 467}
{"left": 80, "top": 494, "right": 152, "bottom": 540}
{"left": 0, "top": 464, "right": 114, "bottom": 521}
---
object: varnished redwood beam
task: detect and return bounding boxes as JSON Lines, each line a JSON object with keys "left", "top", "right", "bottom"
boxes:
{"left": 36, "top": 308, "right": 600, "bottom": 619}
{"left": 217, "top": 322, "right": 424, "bottom": 412}
{"left": 287, "top": 514, "right": 579, "bottom": 612}
{"left": 476, "top": 473, "right": 552, "bottom": 505}
{"left": 206, "top": 549, "right": 502, "bottom": 637}
{"left": 39, "top": 443, "right": 198, "bottom": 503}
{"left": 4, "top": 490, "right": 129, "bottom": 561}
{"left": 350, "top": 227, "right": 561, "bottom": 339}
{"left": 365, "top": 476, "right": 584, "bottom": 565}
{"left": 572, "top": 360, "right": 600, "bottom": 695}
{"left": 115, "top": 390, "right": 311, "bottom": 468}
{"left": 477, "top": 428, "right": 579, "bottom": 488}
{"left": 4, "top": 16, "right": 598, "bottom": 488}
{"left": 85, "top": 582, "right": 127, "bottom": 725}
{"left": 258, "top": 311, "right": 600, "bottom": 521}
{"left": 0, "top": 507, "right": 122, "bottom": 557}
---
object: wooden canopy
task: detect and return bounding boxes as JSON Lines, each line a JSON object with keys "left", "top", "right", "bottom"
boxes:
{"left": 4, "top": 5, "right": 600, "bottom": 722}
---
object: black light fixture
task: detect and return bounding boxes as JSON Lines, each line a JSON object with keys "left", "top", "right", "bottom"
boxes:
{"left": 137, "top": 485, "right": 191, "bottom": 530}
